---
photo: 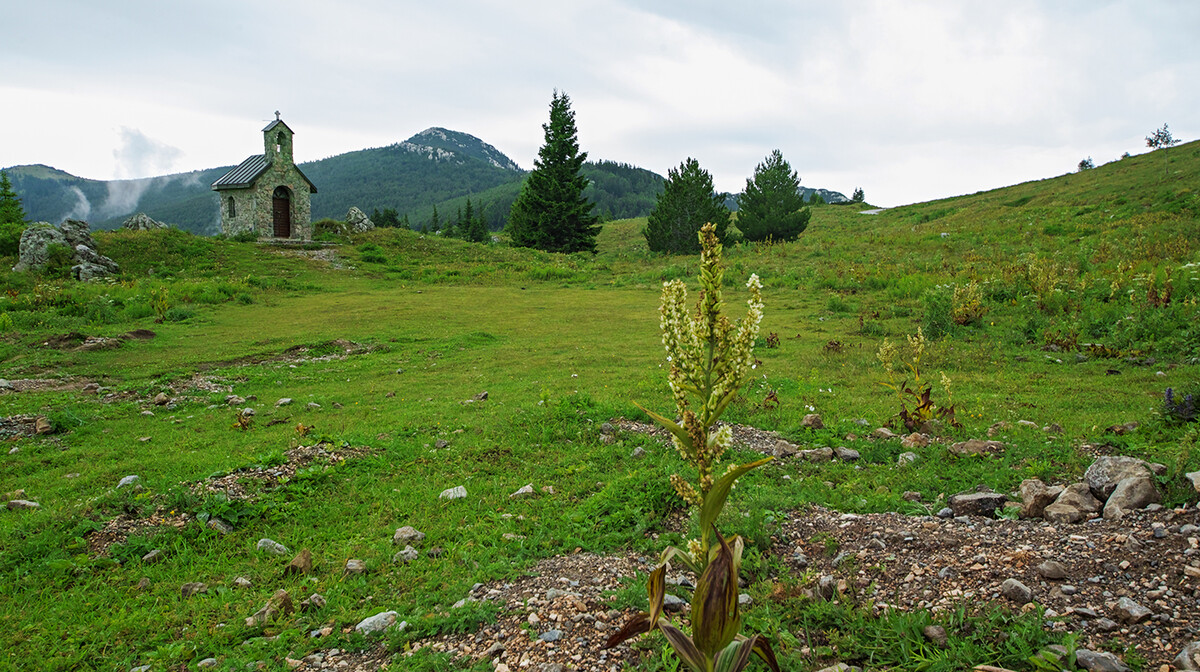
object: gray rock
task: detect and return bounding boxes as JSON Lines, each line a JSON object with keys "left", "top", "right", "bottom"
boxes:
{"left": 1085, "top": 456, "right": 1153, "bottom": 501}
{"left": 12, "top": 222, "right": 67, "bottom": 273}
{"left": 948, "top": 489, "right": 1007, "bottom": 518}
{"left": 1046, "top": 483, "right": 1102, "bottom": 523}
{"left": 834, "top": 446, "right": 860, "bottom": 461}
{"left": 122, "top": 213, "right": 168, "bottom": 231}
{"left": 1035, "top": 560, "right": 1068, "bottom": 580}
{"left": 900, "top": 433, "right": 929, "bottom": 449}
{"left": 117, "top": 475, "right": 140, "bottom": 488}
{"left": 256, "top": 538, "right": 289, "bottom": 556}
{"left": 1114, "top": 597, "right": 1151, "bottom": 624}
{"left": 948, "top": 438, "right": 1004, "bottom": 457}
{"left": 344, "top": 558, "right": 367, "bottom": 575}
{"left": 6, "top": 500, "right": 40, "bottom": 510}
{"left": 393, "top": 526, "right": 425, "bottom": 544}
{"left": 1074, "top": 649, "right": 1130, "bottom": 672}
{"left": 738, "top": 593, "right": 752, "bottom": 606}
{"left": 1186, "top": 472, "right": 1200, "bottom": 495}
{"left": 346, "top": 206, "right": 375, "bottom": 232}
{"left": 393, "top": 546, "right": 419, "bottom": 563}
{"left": 801, "top": 413, "right": 824, "bottom": 429}
{"left": 662, "top": 594, "right": 686, "bottom": 612}
{"left": 872, "top": 427, "right": 899, "bottom": 440}
{"left": 510, "top": 484, "right": 534, "bottom": 498}
{"left": 439, "top": 485, "right": 467, "bottom": 500}
{"left": 181, "top": 582, "right": 207, "bottom": 598}
{"left": 207, "top": 517, "right": 233, "bottom": 535}
{"left": 1174, "top": 642, "right": 1200, "bottom": 671}
{"left": 802, "top": 447, "right": 834, "bottom": 462}
{"left": 630, "top": 447, "right": 646, "bottom": 459}
{"left": 539, "top": 629, "right": 563, "bottom": 642}
{"left": 306, "top": 402, "right": 321, "bottom": 410}
{"left": 936, "top": 507, "right": 954, "bottom": 518}
{"left": 275, "top": 397, "right": 293, "bottom": 407}
{"left": 1000, "top": 578, "right": 1032, "bottom": 603}
{"left": 1094, "top": 618, "right": 1120, "bottom": 632}
{"left": 817, "top": 575, "right": 838, "bottom": 600}
{"left": 922, "top": 624, "right": 948, "bottom": 647}
{"left": 197, "top": 658, "right": 218, "bottom": 669}
{"left": 897, "top": 452, "right": 918, "bottom": 466}
{"left": 141, "top": 549, "right": 164, "bottom": 564}
{"left": 814, "top": 664, "right": 861, "bottom": 672}
{"left": 1102, "top": 475, "right": 1160, "bottom": 519}
{"left": 1019, "top": 478, "right": 1063, "bottom": 519}
{"left": 355, "top": 610, "right": 402, "bottom": 635}
{"left": 1043, "top": 502, "right": 1086, "bottom": 524}
{"left": 233, "top": 576, "right": 252, "bottom": 589}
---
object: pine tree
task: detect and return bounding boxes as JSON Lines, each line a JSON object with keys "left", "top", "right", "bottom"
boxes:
{"left": 0, "top": 171, "right": 26, "bottom": 225}
{"left": 643, "top": 158, "right": 730, "bottom": 254}
{"left": 507, "top": 91, "right": 600, "bottom": 253}
{"left": 465, "top": 200, "right": 489, "bottom": 243}
{"left": 0, "top": 171, "right": 27, "bottom": 257}
{"left": 852, "top": 187, "right": 865, "bottom": 203}
{"left": 736, "top": 150, "right": 810, "bottom": 242}
{"left": 429, "top": 205, "right": 440, "bottom": 233}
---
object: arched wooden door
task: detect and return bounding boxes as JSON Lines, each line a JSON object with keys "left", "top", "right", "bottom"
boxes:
{"left": 272, "top": 186, "right": 292, "bottom": 238}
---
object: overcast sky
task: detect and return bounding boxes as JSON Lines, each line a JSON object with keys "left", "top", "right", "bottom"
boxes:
{"left": 3, "top": 1, "right": 1197, "bottom": 207}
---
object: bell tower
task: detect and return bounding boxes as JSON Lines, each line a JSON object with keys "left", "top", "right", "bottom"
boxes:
{"left": 264, "top": 111, "right": 294, "bottom": 164}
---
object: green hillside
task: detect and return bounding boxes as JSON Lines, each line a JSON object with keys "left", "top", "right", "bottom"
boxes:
{"left": 0, "top": 140, "right": 1196, "bottom": 671}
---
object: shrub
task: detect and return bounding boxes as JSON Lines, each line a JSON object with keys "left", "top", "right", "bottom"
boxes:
{"left": 951, "top": 280, "right": 988, "bottom": 325}
{"left": 230, "top": 230, "right": 258, "bottom": 243}
{"left": 1163, "top": 385, "right": 1198, "bottom": 425}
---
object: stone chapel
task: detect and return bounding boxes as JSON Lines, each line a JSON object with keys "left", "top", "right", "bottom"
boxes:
{"left": 212, "top": 113, "right": 318, "bottom": 239}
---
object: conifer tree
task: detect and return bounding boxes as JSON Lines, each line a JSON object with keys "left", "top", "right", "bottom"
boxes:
{"left": 507, "top": 91, "right": 600, "bottom": 253}
{"left": 429, "top": 205, "right": 440, "bottom": 233}
{"left": 737, "top": 150, "right": 810, "bottom": 242}
{"left": 0, "top": 171, "right": 27, "bottom": 257}
{"left": 465, "top": 200, "right": 489, "bottom": 243}
{"left": 643, "top": 158, "right": 730, "bottom": 254}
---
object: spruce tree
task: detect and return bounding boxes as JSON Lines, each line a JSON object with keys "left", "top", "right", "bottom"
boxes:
{"left": 643, "top": 158, "right": 730, "bottom": 254}
{"left": 465, "top": 200, "right": 489, "bottom": 243}
{"left": 0, "top": 171, "right": 27, "bottom": 257}
{"left": 429, "top": 205, "right": 440, "bottom": 233}
{"left": 736, "top": 150, "right": 810, "bottom": 242}
{"left": 507, "top": 91, "right": 600, "bottom": 253}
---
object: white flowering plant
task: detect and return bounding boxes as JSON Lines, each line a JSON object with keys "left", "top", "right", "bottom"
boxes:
{"left": 604, "top": 223, "right": 779, "bottom": 672}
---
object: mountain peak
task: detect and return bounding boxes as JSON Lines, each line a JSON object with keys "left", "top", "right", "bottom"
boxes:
{"left": 399, "top": 128, "right": 522, "bottom": 172}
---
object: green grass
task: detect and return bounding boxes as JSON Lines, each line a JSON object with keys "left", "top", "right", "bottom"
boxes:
{"left": 0, "top": 142, "right": 1198, "bottom": 670}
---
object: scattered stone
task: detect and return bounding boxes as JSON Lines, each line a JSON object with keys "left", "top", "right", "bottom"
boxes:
{"left": 630, "top": 447, "right": 646, "bottom": 459}
{"left": 1036, "top": 560, "right": 1068, "bottom": 580}
{"left": 345, "top": 206, "right": 375, "bottom": 232}
{"left": 1086, "top": 456, "right": 1153, "bottom": 500}
{"left": 1000, "top": 578, "right": 1032, "bottom": 604}
{"left": 152, "top": 392, "right": 169, "bottom": 406}
{"left": 1173, "top": 642, "right": 1200, "bottom": 671}
{"left": 233, "top": 576, "right": 252, "bottom": 589}
{"left": 286, "top": 549, "right": 313, "bottom": 575}
{"left": 948, "top": 439, "right": 1004, "bottom": 457}
{"left": 299, "top": 593, "right": 327, "bottom": 612}
{"left": 987, "top": 421, "right": 1010, "bottom": 437}
{"left": 276, "top": 398, "right": 293, "bottom": 407}
{"left": 738, "top": 593, "right": 752, "bottom": 606}
{"left": 355, "top": 610, "right": 402, "bottom": 635}
{"left": 922, "top": 624, "right": 948, "bottom": 648}
{"left": 1103, "top": 475, "right": 1161, "bottom": 520}
{"left": 510, "top": 484, "right": 534, "bottom": 498}
{"left": 306, "top": 402, "right": 320, "bottom": 410}
{"left": 662, "top": 594, "right": 687, "bottom": 612}
{"left": 426, "top": 546, "right": 445, "bottom": 558}
{"left": 1074, "top": 648, "right": 1131, "bottom": 672}
{"left": 245, "top": 590, "right": 293, "bottom": 627}
{"left": 539, "top": 629, "right": 563, "bottom": 642}
{"left": 6, "top": 500, "right": 40, "bottom": 510}
{"left": 207, "top": 517, "right": 233, "bottom": 535}
{"left": 541, "top": 486, "right": 556, "bottom": 494}
{"left": 901, "top": 433, "right": 929, "bottom": 449}
{"left": 872, "top": 427, "right": 898, "bottom": 440}
{"left": 897, "top": 452, "right": 918, "bottom": 466}
{"left": 1114, "top": 597, "right": 1151, "bottom": 624}
{"left": 197, "top": 658, "right": 218, "bottom": 669}
{"left": 801, "top": 413, "right": 824, "bottom": 429}
{"left": 1044, "top": 423, "right": 1064, "bottom": 434}
{"left": 118, "top": 475, "right": 140, "bottom": 488}
{"left": 122, "top": 213, "right": 168, "bottom": 230}
{"left": 136, "top": 577, "right": 151, "bottom": 590}
{"left": 393, "top": 546, "right": 419, "bottom": 563}
{"left": 901, "top": 491, "right": 922, "bottom": 502}
{"left": 802, "top": 447, "right": 834, "bottom": 462}
{"left": 948, "top": 488, "right": 1007, "bottom": 518}
{"left": 434, "top": 439, "right": 450, "bottom": 449}
{"left": 439, "top": 485, "right": 467, "bottom": 500}
{"left": 1105, "top": 422, "right": 1139, "bottom": 436}
{"left": 1044, "top": 483, "right": 1102, "bottom": 524}
{"left": 394, "top": 526, "right": 426, "bottom": 543}
{"left": 257, "top": 538, "right": 289, "bottom": 557}
{"left": 344, "top": 558, "right": 367, "bottom": 575}
{"left": 1186, "top": 472, "right": 1200, "bottom": 495}
{"left": 181, "top": 582, "right": 207, "bottom": 598}
{"left": 1019, "top": 479, "right": 1063, "bottom": 519}
{"left": 834, "top": 446, "right": 860, "bottom": 461}
{"left": 141, "top": 549, "right": 163, "bottom": 564}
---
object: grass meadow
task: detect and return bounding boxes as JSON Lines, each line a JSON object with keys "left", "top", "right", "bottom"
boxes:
{"left": 0, "top": 142, "right": 1198, "bottom": 670}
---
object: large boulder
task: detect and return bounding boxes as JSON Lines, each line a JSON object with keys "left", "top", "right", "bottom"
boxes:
{"left": 1085, "top": 456, "right": 1153, "bottom": 501}
{"left": 122, "top": 213, "right": 167, "bottom": 231}
{"left": 1043, "top": 483, "right": 1102, "bottom": 524}
{"left": 346, "top": 207, "right": 375, "bottom": 232}
{"left": 12, "top": 222, "right": 67, "bottom": 272}
{"left": 1019, "top": 478, "right": 1064, "bottom": 519}
{"left": 949, "top": 486, "right": 1007, "bottom": 518}
{"left": 1103, "top": 475, "right": 1161, "bottom": 519}
{"left": 14, "top": 220, "right": 119, "bottom": 279}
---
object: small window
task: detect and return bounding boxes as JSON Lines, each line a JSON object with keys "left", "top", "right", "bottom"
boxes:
{"left": 227, "top": 196, "right": 236, "bottom": 218}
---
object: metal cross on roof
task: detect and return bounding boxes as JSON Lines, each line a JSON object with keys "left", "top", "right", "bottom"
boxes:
{"left": 275, "top": 111, "right": 281, "bottom": 121}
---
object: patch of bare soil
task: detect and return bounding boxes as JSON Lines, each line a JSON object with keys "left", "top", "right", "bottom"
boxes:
{"left": 274, "top": 246, "right": 351, "bottom": 270}
{"left": 87, "top": 512, "right": 190, "bottom": 556}
{"left": 1, "top": 377, "right": 92, "bottom": 393}
{"left": 613, "top": 417, "right": 783, "bottom": 455}
{"left": 0, "top": 414, "right": 52, "bottom": 439}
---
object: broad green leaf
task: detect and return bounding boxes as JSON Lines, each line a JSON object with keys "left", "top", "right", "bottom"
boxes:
{"left": 660, "top": 621, "right": 707, "bottom": 672}
{"left": 601, "top": 612, "right": 651, "bottom": 649}
{"left": 646, "top": 562, "right": 667, "bottom": 629}
{"left": 699, "top": 457, "right": 773, "bottom": 535}
{"left": 633, "top": 402, "right": 691, "bottom": 447}
{"left": 660, "top": 545, "right": 700, "bottom": 576}
{"left": 714, "top": 638, "right": 755, "bottom": 672}
{"left": 691, "top": 527, "right": 741, "bottom": 658}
